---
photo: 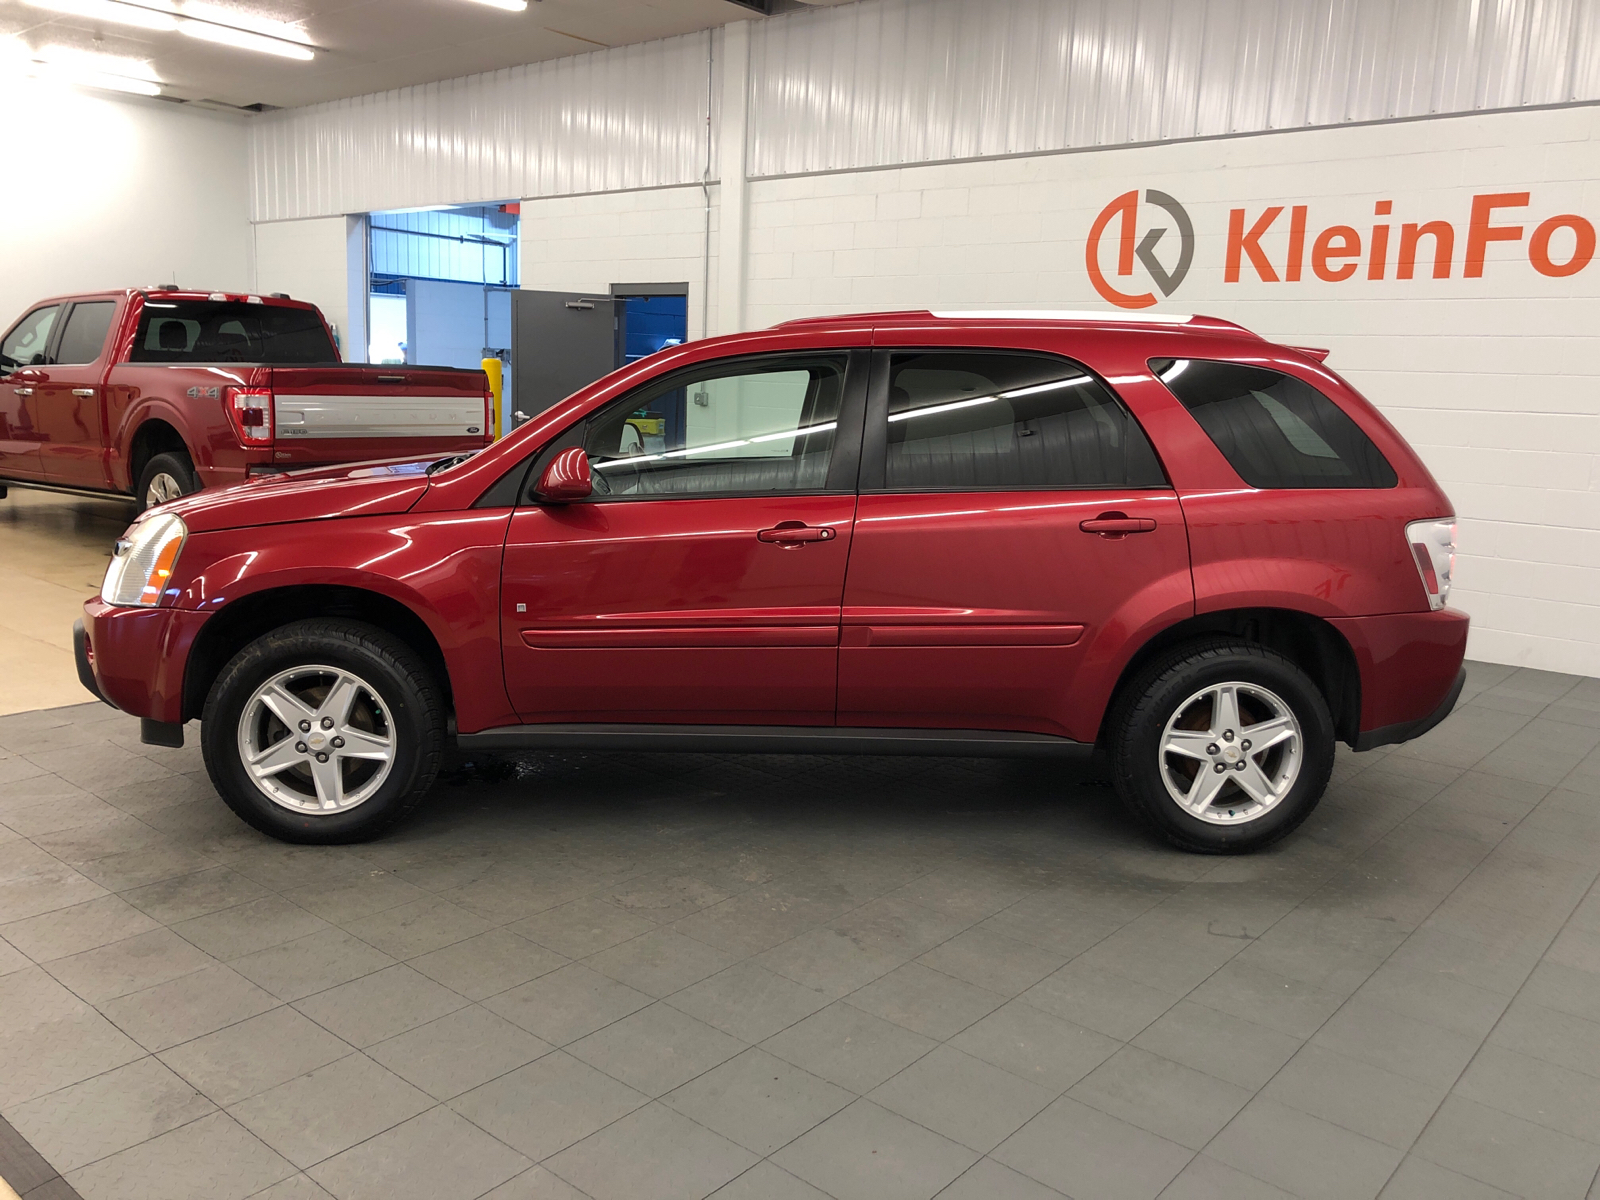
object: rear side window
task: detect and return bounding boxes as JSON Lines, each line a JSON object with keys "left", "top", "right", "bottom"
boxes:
{"left": 54, "top": 302, "right": 117, "bottom": 365}
{"left": 130, "top": 300, "right": 337, "bottom": 364}
{"left": 1151, "top": 359, "right": 1396, "bottom": 489}
{"left": 880, "top": 351, "right": 1166, "bottom": 490}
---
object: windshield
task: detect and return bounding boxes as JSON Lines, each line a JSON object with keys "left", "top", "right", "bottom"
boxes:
{"left": 130, "top": 299, "right": 338, "bottom": 364}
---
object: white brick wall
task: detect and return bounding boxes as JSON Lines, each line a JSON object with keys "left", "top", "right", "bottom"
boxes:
{"left": 520, "top": 186, "right": 719, "bottom": 340}
{"left": 514, "top": 106, "right": 1600, "bottom": 677}
{"left": 253, "top": 217, "right": 356, "bottom": 357}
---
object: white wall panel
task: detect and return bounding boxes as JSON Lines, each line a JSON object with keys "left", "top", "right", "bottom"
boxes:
{"left": 250, "top": 31, "right": 717, "bottom": 222}
{"left": 0, "top": 82, "right": 248, "bottom": 331}
{"left": 747, "top": 0, "right": 1600, "bottom": 178}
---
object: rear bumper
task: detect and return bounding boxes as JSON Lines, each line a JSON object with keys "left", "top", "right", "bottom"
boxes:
{"left": 1329, "top": 608, "right": 1470, "bottom": 751}
{"left": 78, "top": 599, "right": 209, "bottom": 724}
{"left": 1352, "top": 666, "right": 1465, "bottom": 751}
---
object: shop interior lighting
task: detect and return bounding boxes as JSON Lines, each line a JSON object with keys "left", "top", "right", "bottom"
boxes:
{"left": 461, "top": 0, "right": 530, "bottom": 11}
{"left": 28, "top": 43, "right": 163, "bottom": 93}
{"left": 21, "top": 0, "right": 315, "bottom": 59}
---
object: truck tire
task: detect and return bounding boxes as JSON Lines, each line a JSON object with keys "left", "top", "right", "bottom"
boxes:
{"left": 1109, "top": 638, "right": 1335, "bottom": 854}
{"left": 201, "top": 619, "right": 446, "bottom": 844}
{"left": 137, "top": 451, "right": 199, "bottom": 511}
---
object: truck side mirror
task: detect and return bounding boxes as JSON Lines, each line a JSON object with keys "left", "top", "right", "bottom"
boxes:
{"left": 535, "top": 447, "right": 593, "bottom": 503}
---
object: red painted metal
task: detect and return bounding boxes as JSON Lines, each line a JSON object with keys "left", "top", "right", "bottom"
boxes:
{"left": 534, "top": 446, "right": 593, "bottom": 502}
{"left": 1, "top": 289, "right": 491, "bottom": 497}
{"left": 80, "top": 310, "right": 1468, "bottom": 752}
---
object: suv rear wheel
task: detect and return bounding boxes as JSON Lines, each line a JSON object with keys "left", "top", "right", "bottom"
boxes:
{"left": 201, "top": 619, "right": 445, "bottom": 843}
{"left": 1109, "top": 638, "right": 1334, "bottom": 853}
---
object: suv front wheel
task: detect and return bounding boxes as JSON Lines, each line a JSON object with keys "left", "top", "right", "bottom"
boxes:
{"left": 201, "top": 619, "right": 445, "bottom": 844}
{"left": 1109, "top": 638, "right": 1335, "bottom": 853}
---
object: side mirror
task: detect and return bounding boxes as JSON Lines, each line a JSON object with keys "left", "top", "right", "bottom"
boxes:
{"left": 535, "top": 447, "right": 593, "bottom": 503}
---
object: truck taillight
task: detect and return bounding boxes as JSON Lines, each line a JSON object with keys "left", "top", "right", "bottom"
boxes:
{"left": 1405, "top": 518, "right": 1456, "bottom": 610}
{"left": 226, "top": 387, "right": 274, "bottom": 445}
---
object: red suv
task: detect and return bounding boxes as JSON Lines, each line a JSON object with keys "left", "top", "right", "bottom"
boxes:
{"left": 76, "top": 311, "right": 1465, "bottom": 853}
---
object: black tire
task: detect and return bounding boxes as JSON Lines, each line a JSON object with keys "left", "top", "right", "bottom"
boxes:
{"left": 1109, "top": 638, "right": 1334, "bottom": 854}
{"left": 137, "top": 450, "right": 200, "bottom": 511}
{"left": 201, "top": 619, "right": 445, "bottom": 844}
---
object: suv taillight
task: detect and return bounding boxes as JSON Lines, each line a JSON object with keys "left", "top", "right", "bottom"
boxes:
{"left": 1406, "top": 518, "right": 1456, "bottom": 610}
{"left": 484, "top": 380, "right": 495, "bottom": 442}
{"left": 226, "top": 387, "right": 274, "bottom": 446}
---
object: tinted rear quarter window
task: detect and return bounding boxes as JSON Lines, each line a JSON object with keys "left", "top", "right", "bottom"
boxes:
{"left": 54, "top": 302, "right": 117, "bottom": 365}
{"left": 130, "top": 300, "right": 337, "bottom": 364}
{"left": 880, "top": 351, "right": 1167, "bottom": 490}
{"left": 1152, "top": 358, "right": 1396, "bottom": 489}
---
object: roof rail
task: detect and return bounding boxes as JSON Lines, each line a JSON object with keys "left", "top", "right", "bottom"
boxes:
{"left": 773, "top": 309, "right": 1258, "bottom": 336}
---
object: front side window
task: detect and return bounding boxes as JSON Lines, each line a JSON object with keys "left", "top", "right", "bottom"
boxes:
{"left": 130, "top": 300, "right": 337, "bottom": 364}
{"left": 0, "top": 306, "right": 60, "bottom": 376}
{"left": 880, "top": 351, "right": 1166, "bottom": 490}
{"left": 1152, "top": 358, "right": 1396, "bottom": 489}
{"left": 54, "top": 302, "right": 117, "bottom": 365}
{"left": 580, "top": 355, "right": 846, "bottom": 497}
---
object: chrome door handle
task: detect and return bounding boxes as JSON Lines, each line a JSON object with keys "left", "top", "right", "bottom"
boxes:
{"left": 13, "top": 387, "right": 33, "bottom": 396}
{"left": 72, "top": 388, "right": 95, "bottom": 397}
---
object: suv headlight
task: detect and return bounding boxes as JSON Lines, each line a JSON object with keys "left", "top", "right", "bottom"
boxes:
{"left": 102, "top": 514, "right": 188, "bottom": 607}
{"left": 1405, "top": 518, "right": 1456, "bottom": 610}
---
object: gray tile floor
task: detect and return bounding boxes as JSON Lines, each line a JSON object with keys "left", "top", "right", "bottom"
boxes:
{"left": 0, "top": 661, "right": 1598, "bottom": 1200}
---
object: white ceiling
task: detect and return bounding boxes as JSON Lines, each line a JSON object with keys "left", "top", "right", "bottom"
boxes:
{"left": 0, "top": 0, "right": 848, "bottom": 109}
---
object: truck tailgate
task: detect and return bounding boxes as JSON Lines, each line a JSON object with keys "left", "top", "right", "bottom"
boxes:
{"left": 267, "top": 366, "right": 489, "bottom": 462}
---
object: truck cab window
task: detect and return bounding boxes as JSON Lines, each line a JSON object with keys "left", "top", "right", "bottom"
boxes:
{"left": 54, "top": 302, "right": 117, "bottom": 366}
{"left": 130, "top": 300, "right": 337, "bottom": 364}
{"left": 0, "top": 306, "right": 60, "bottom": 376}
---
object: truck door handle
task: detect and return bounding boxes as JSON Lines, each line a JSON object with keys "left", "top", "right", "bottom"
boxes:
{"left": 1080, "top": 512, "right": 1157, "bottom": 537}
{"left": 758, "top": 522, "right": 836, "bottom": 545}
{"left": 72, "top": 388, "right": 95, "bottom": 397}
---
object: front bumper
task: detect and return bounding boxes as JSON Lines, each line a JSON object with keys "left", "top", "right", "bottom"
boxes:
{"left": 78, "top": 598, "right": 210, "bottom": 727}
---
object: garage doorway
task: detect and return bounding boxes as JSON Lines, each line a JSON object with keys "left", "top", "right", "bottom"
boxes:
{"left": 365, "top": 203, "right": 519, "bottom": 425}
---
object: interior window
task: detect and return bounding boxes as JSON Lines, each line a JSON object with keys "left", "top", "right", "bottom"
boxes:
{"left": 53, "top": 302, "right": 117, "bottom": 366}
{"left": 880, "top": 351, "right": 1167, "bottom": 490}
{"left": 0, "top": 306, "right": 60, "bottom": 376}
{"left": 579, "top": 356, "right": 846, "bottom": 498}
{"left": 1151, "top": 358, "right": 1397, "bottom": 489}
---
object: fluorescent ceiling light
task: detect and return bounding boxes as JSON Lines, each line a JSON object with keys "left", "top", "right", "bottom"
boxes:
{"left": 180, "top": 1, "right": 312, "bottom": 45}
{"left": 28, "top": 60, "right": 162, "bottom": 94}
{"left": 462, "top": 0, "right": 529, "bottom": 11}
{"left": 24, "top": 0, "right": 316, "bottom": 59}
{"left": 21, "top": 0, "right": 179, "bottom": 32}
{"left": 179, "top": 19, "right": 313, "bottom": 59}
{"left": 36, "top": 44, "right": 161, "bottom": 80}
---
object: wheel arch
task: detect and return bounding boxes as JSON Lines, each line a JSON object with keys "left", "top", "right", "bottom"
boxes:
{"left": 182, "top": 585, "right": 453, "bottom": 723}
{"left": 1100, "top": 607, "right": 1362, "bottom": 748}
{"left": 127, "top": 417, "right": 192, "bottom": 493}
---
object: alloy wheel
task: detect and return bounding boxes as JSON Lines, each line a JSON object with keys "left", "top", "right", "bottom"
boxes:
{"left": 1157, "top": 681, "right": 1303, "bottom": 824}
{"left": 236, "top": 664, "right": 397, "bottom": 814}
{"left": 145, "top": 472, "right": 184, "bottom": 507}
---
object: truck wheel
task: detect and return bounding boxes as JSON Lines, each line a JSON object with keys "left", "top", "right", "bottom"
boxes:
{"left": 201, "top": 619, "right": 445, "bottom": 844}
{"left": 1109, "top": 638, "right": 1334, "bottom": 854}
{"left": 138, "top": 451, "right": 199, "bottom": 511}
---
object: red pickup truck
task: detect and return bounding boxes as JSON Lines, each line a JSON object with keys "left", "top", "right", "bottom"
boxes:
{"left": 1, "top": 288, "right": 494, "bottom": 509}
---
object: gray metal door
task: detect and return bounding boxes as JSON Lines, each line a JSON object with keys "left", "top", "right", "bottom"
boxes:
{"left": 510, "top": 290, "right": 616, "bottom": 423}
